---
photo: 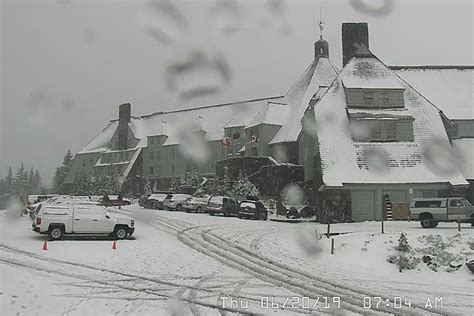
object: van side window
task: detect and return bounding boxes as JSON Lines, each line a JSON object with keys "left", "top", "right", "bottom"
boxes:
{"left": 449, "top": 199, "right": 463, "bottom": 207}
{"left": 414, "top": 200, "right": 441, "bottom": 208}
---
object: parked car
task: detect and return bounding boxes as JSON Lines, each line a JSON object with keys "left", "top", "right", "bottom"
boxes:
{"left": 410, "top": 197, "right": 474, "bottom": 228}
{"left": 148, "top": 193, "right": 170, "bottom": 210}
{"left": 163, "top": 194, "right": 190, "bottom": 211}
{"left": 99, "top": 197, "right": 131, "bottom": 207}
{"left": 207, "top": 196, "right": 240, "bottom": 217}
{"left": 32, "top": 204, "right": 135, "bottom": 240}
{"left": 238, "top": 200, "right": 268, "bottom": 220}
{"left": 185, "top": 196, "right": 210, "bottom": 213}
{"left": 138, "top": 194, "right": 151, "bottom": 207}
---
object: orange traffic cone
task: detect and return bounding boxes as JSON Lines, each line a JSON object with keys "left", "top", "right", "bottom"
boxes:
{"left": 112, "top": 240, "right": 117, "bottom": 250}
{"left": 42, "top": 240, "right": 48, "bottom": 251}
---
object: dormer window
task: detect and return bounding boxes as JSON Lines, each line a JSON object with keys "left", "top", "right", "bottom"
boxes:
{"left": 364, "top": 91, "right": 374, "bottom": 106}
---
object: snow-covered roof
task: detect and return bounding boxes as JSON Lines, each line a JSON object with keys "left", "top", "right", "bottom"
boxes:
{"left": 79, "top": 121, "right": 118, "bottom": 154}
{"left": 452, "top": 138, "right": 474, "bottom": 180}
{"left": 270, "top": 56, "right": 338, "bottom": 144}
{"left": 314, "top": 52, "right": 468, "bottom": 187}
{"left": 342, "top": 55, "right": 404, "bottom": 90}
{"left": 79, "top": 96, "right": 284, "bottom": 153}
{"left": 245, "top": 101, "right": 288, "bottom": 129}
{"left": 391, "top": 66, "right": 474, "bottom": 120}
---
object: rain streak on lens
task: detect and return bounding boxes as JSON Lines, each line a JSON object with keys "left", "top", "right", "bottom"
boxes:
{"left": 211, "top": 0, "right": 243, "bottom": 35}
{"left": 349, "top": 120, "right": 371, "bottom": 141}
{"left": 139, "top": 0, "right": 187, "bottom": 45}
{"left": 363, "top": 147, "right": 388, "bottom": 174}
{"left": 422, "top": 139, "right": 462, "bottom": 176}
{"left": 349, "top": 0, "right": 394, "bottom": 16}
{"left": 166, "top": 50, "right": 231, "bottom": 100}
{"left": 273, "top": 145, "right": 288, "bottom": 162}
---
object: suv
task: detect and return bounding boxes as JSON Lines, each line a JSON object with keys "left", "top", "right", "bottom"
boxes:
{"left": 207, "top": 196, "right": 240, "bottom": 217}
{"left": 32, "top": 204, "right": 135, "bottom": 240}
{"left": 410, "top": 197, "right": 474, "bottom": 228}
{"left": 185, "top": 196, "right": 210, "bottom": 213}
{"left": 238, "top": 200, "right": 268, "bottom": 220}
{"left": 163, "top": 194, "right": 190, "bottom": 211}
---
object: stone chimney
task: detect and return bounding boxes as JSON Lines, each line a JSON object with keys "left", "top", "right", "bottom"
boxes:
{"left": 118, "top": 103, "right": 131, "bottom": 150}
{"left": 342, "top": 23, "right": 369, "bottom": 67}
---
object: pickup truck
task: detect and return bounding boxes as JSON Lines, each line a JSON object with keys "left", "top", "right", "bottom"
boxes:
{"left": 32, "top": 204, "right": 135, "bottom": 240}
{"left": 409, "top": 197, "right": 474, "bottom": 228}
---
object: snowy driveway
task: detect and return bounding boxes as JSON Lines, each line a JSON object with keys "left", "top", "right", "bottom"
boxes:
{"left": 1, "top": 205, "right": 472, "bottom": 315}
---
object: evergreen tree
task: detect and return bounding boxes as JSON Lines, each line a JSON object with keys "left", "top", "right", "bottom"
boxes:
{"left": 28, "top": 167, "right": 35, "bottom": 193}
{"left": 53, "top": 150, "right": 73, "bottom": 193}
{"left": 228, "top": 178, "right": 260, "bottom": 200}
{"left": 33, "top": 170, "right": 42, "bottom": 194}
{"left": 14, "top": 162, "right": 28, "bottom": 195}
{"left": 152, "top": 180, "right": 157, "bottom": 193}
{"left": 4, "top": 167, "right": 13, "bottom": 194}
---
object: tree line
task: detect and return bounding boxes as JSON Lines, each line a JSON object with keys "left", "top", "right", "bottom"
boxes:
{"left": 0, "top": 163, "right": 44, "bottom": 196}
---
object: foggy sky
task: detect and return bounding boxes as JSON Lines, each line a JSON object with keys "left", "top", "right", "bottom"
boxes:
{"left": 1, "top": 0, "right": 472, "bottom": 186}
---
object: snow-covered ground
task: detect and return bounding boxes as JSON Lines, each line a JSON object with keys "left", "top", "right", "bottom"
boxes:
{"left": 1, "top": 205, "right": 472, "bottom": 315}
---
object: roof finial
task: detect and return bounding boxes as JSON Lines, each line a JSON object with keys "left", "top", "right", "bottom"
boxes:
{"left": 318, "top": 0, "right": 324, "bottom": 39}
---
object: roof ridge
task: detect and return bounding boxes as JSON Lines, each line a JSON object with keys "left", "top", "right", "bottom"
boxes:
{"left": 390, "top": 65, "right": 474, "bottom": 70}
{"left": 135, "top": 95, "right": 284, "bottom": 120}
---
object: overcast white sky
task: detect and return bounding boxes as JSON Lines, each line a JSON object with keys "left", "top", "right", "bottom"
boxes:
{"left": 0, "top": 0, "right": 472, "bottom": 186}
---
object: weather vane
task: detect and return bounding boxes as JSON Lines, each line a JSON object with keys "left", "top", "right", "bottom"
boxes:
{"left": 318, "top": 0, "right": 324, "bottom": 38}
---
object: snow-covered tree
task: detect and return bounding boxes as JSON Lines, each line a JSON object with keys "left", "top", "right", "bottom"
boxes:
{"left": 144, "top": 179, "right": 152, "bottom": 195}
{"left": 228, "top": 178, "right": 260, "bottom": 200}
{"left": 152, "top": 180, "right": 157, "bottom": 193}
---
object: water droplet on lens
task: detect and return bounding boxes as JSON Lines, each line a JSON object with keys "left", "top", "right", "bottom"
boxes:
{"left": 165, "top": 50, "right": 232, "bottom": 100}
{"left": 363, "top": 148, "right": 388, "bottom": 173}
{"left": 422, "top": 139, "right": 461, "bottom": 176}
{"left": 139, "top": 0, "right": 187, "bottom": 45}
{"left": 171, "top": 121, "right": 210, "bottom": 165}
{"left": 349, "top": 0, "right": 394, "bottom": 17}
{"left": 211, "top": 0, "right": 242, "bottom": 35}
{"left": 281, "top": 183, "right": 305, "bottom": 205}
{"left": 266, "top": 0, "right": 287, "bottom": 16}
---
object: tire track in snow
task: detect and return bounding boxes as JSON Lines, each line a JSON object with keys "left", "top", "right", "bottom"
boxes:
{"left": 0, "top": 244, "right": 262, "bottom": 315}
{"left": 149, "top": 215, "right": 446, "bottom": 315}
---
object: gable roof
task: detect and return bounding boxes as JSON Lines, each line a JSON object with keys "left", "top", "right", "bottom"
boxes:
{"left": 270, "top": 56, "right": 338, "bottom": 144}
{"left": 313, "top": 53, "right": 468, "bottom": 187}
{"left": 391, "top": 66, "right": 474, "bottom": 119}
{"left": 246, "top": 101, "right": 288, "bottom": 129}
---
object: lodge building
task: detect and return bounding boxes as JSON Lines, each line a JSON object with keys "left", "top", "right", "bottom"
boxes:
{"left": 63, "top": 22, "right": 474, "bottom": 221}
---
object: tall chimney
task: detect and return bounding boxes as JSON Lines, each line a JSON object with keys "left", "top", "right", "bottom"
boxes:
{"left": 118, "top": 103, "right": 131, "bottom": 150}
{"left": 314, "top": 36, "right": 329, "bottom": 60}
{"left": 342, "top": 23, "right": 369, "bottom": 67}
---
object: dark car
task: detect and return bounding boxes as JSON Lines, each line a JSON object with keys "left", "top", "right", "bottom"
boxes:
{"left": 138, "top": 194, "right": 151, "bottom": 207}
{"left": 207, "top": 196, "right": 240, "bottom": 217}
{"left": 238, "top": 200, "right": 268, "bottom": 220}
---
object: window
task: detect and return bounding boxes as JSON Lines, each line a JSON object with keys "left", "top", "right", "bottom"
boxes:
{"left": 150, "top": 151, "right": 154, "bottom": 160}
{"left": 232, "top": 133, "right": 240, "bottom": 140}
{"left": 150, "top": 166, "right": 154, "bottom": 175}
{"left": 363, "top": 91, "right": 374, "bottom": 105}
{"left": 156, "top": 151, "right": 160, "bottom": 161}
{"left": 171, "top": 164, "right": 175, "bottom": 172}
{"left": 386, "top": 122, "right": 397, "bottom": 140}
{"left": 89, "top": 158, "right": 94, "bottom": 165}
{"left": 82, "top": 159, "right": 86, "bottom": 167}
{"left": 380, "top": 93, "right": 389, "bottom": 106}
{"left": 156, "top": 166, "right": 160, "bottom": 176}
{"left": 414, "top": 200, "right": 442, "bottom": 208}
{"left": 371, "top": 124, "right": 382, "bottom": 141}
{"left": 150, "top": 137, "right": 154, "bottom": 146}
{"left": 449, "top": 199, "right": 463, "bottom": 207}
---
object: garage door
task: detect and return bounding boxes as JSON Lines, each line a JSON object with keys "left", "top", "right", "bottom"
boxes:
{"left": 351, "top": 190, "right": 376, "bottom": 221}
